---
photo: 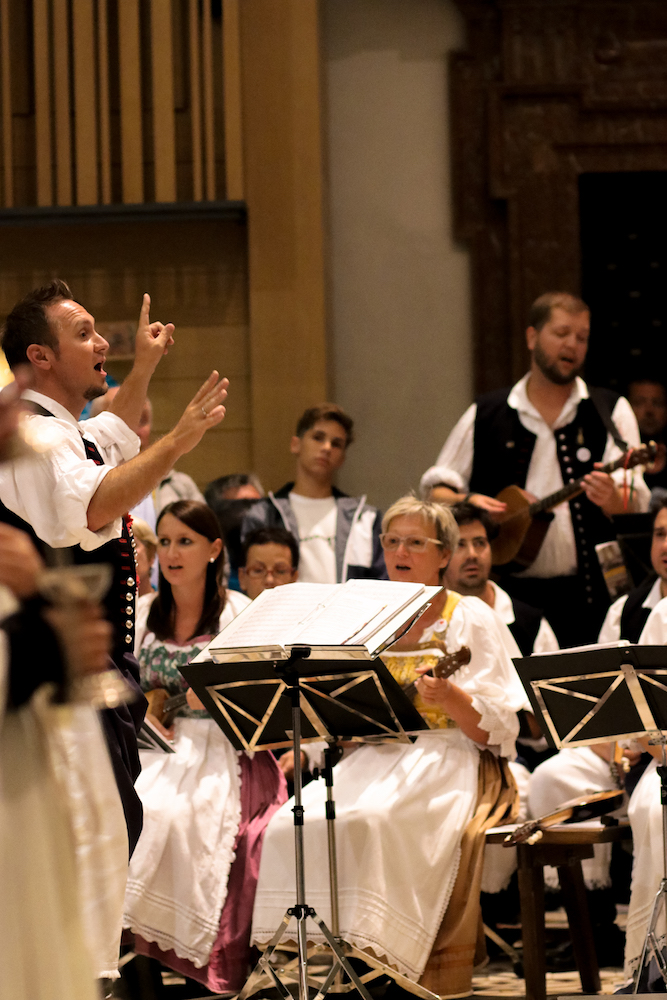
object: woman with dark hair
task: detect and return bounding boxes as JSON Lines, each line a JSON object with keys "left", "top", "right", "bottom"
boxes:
{"left": 123, "top": 500, "right": 287, "bottom": 994}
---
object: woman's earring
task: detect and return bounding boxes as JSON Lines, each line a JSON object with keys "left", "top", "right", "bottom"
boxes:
{"left": 209, "top": 557, "right": 215, "bottom": 563}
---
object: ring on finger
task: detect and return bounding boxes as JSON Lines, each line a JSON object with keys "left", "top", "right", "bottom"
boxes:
{"left": 201, "top": 406, "right": 208, "bottom": 417}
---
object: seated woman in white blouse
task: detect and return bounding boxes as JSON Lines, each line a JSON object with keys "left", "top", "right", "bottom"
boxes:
{"left": 251, "top": 496, "right": 526, "bottom": 999}
{"left": 124, "top": 501, "right": 287, "bottom": 995}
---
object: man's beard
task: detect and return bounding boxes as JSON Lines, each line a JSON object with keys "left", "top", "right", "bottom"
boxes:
{"left": 451, "top": 567, "right": 486, "bottom": 597}
{"left": 83, "top": 383, "right": 108, "bottom": 402}
{"left": 533, "top": 342, "right": 583, "bottom": 386}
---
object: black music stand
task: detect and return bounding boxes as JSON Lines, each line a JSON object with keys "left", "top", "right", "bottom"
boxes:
{"left": 514, "top": 643, "right": 667, "bottom": 991}
{"left": 181, "top": 647, "right": 427, "bottom": 1000}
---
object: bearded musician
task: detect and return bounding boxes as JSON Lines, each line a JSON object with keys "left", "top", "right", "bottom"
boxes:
{"left": 424, "top": 292, "right": 650, "bottom": 647}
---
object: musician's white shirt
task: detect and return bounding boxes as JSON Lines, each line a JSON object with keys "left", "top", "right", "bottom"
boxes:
{"left": 433, "top": 375, "right": 649, "bottom": 578}
{"left": 598, "top": 576, "right": 663, "bottom": 643}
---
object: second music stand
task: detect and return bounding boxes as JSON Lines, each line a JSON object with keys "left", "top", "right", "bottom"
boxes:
{"left": 514, "top": 642, "right": 667, "bottom": 992}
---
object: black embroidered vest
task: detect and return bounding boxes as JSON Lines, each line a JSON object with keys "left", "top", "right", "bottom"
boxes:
{"left": 508, "top": 596, "right": 544, "bottom": 656}
{"left": 470, "top": 385, "right": 620, "bottom": 604}
{"left": 619, "top": 574, "right": 657, "bottom": 644}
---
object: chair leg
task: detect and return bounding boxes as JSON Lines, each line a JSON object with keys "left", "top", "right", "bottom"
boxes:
{"left": 516, "top": 845, "right": 547, "bottom": 1000}
{"left": 557, "top": 860, "right": 601, "bottom": 995}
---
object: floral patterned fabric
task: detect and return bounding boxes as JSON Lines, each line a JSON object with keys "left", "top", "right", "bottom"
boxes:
{"left": 381, "top": 649, "right": 458, "bottom": 730}
{"left": 138, "top": 634, "right": 211, "bottom": 719}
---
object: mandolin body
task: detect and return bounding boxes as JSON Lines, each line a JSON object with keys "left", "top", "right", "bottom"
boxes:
{"left": 488, "top": 442, "right": 655, "bottom": 570}
{"left": 491, "top": 485, "right": 554, "bottom": 568}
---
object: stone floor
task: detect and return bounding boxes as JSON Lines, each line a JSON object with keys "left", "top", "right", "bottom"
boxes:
{"left": 121, "top": 907, "right": 629, "bottom": 999}
{"left": 470, "top": 905, "right": 627, "bottom": 998}
{"left": 471, "top": 960, "right": 625, "bottom": 998}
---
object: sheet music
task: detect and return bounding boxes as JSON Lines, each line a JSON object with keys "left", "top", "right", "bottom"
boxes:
{"left": 294, "top": 593, "right": 386, "bottom": 645}
{"left": 207, "top": 580, "right": 429, "bottom": 652}
{"left": 214, "top": 584, "right": 339, "bottom": 648}
{"left": 341, "top": 580, "right": 428, "bottom": 644}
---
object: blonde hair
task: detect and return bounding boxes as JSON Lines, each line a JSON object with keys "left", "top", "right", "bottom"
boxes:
{"left": 382, "top": 496, "right": 459, "bottom": 553}
{"left": 132, "top": 517, "right": 157, "bottom": 564}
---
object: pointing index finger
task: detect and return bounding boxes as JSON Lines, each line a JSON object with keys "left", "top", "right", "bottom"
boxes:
{"left": 139, "top": 292, "right": 151, "bottom": 328}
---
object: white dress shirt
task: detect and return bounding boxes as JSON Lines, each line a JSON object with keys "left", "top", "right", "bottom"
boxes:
{"left": 0, "top": 389, "right": 140, "bottom": 551}
{"left": 432, "top": 375, "right": 649, "bottom": 578}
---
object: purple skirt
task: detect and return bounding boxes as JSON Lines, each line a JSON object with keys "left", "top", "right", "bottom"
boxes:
{"left": 134, "top": 749, "right": 287, "bottom": 992}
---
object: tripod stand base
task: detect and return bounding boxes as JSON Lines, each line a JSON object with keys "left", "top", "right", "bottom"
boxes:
{"left": 633, "top": 877, "right": 667, "bottom": 993}
{"left": 238, "top": 915, "right": 445, "bottom": 1000}
{"left": 238, "top": 907, "right": 376, "bottom": 1000}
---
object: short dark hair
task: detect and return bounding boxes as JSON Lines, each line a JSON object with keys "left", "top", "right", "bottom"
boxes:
{"left": 628, "top": 377, "right": 667, "bottom": 397}
{"left": 148, "top": 500, "right": 226, "bottom": 641}
{"left": 450, "top": 500, "right": 499, "bottom": 543}
{"left": 2, "top": 279, "right": 75, "bottom": 369}
{"left": 528, "top": 292, "right": 589, "bottom": 333}
{"left": 204, "top": 473, "right": 264, "bottom": 504}
{"left": 242, "top": 526, "right": 299, "bottom": 570}
{"left": 295, "top": 403, "right": 354, "bottom": 446}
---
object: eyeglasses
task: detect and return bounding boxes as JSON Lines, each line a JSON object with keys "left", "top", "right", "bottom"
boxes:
{"left": 245, "top": 564, "right": 294, "bottom": 580}
{"left": 379, "top": 533, "right": 443, "bottom": 553}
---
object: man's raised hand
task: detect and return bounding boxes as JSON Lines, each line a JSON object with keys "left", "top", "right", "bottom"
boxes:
{"left": 133, "top": 293, "right": 175, "bottom": 376}
{"left": 169, "top": 371, "right": 229, "bottom": 456}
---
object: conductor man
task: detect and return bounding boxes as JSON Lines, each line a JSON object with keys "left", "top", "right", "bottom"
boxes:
{"left": 0, "top": 280, "right": 228, "bottom": 854}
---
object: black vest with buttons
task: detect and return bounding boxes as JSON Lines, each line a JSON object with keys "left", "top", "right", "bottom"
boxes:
{"left": 470, "top": 386, "right": 620, "bottom": 603}
{"left": 79, "top": 436, "right": 137, "bottom": 660}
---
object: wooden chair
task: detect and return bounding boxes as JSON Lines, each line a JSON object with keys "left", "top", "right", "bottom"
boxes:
{"left": 485, "top": 821, "right": 632, "bottom": 1000}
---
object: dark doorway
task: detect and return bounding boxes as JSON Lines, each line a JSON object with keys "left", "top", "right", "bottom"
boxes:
{"left": 580, "top": 171, "right": 667, "bottom": 392}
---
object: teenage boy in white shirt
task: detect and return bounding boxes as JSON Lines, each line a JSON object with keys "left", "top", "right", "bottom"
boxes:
{"left": 241, "top": 403, "right": 386, "bottom": 584}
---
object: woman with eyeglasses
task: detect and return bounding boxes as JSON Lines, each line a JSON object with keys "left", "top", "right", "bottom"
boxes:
{"left": 252, "top": 496, "right": 526, "bottom": 999}
{"left": 123, "top": 500, "right": 287, "bottom": 995}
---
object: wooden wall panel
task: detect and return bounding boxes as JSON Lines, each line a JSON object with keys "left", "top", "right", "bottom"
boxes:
{"left": 52, "top": 0, "right": 72, "bottom": 205}
{"left": 72, "top": 0, "right": 98, "bottom": 204}
{"left": 0, "top": 219, "right": 250, "bottom": 490}
{"left": 32, "top": 0, "right": 52, "bottom": 205}
{"left": 150, "top": 0, "right": 176, "bottom": 202}
{"left": 239, "top": 0, "right": 328, "bottom": 490}
{"left": 222, "top": 0, "right": 244, "bottom": 201}
{"left": 188, "top": 0, "right": 203, "bottom": 201}
{"left": 3, "top": 0, "right": 247, "bottom": 206}
{"left": 97, "top": 0, "right": 112, "bottom": 204}
{"left": 0, "top": 0, "right": 13, "bottom": 206}
{"left": 118, "top": 0, "right": 144, "bottom": 204}
{"left": 202, "top": 0, "right": 215, "bottom": 201}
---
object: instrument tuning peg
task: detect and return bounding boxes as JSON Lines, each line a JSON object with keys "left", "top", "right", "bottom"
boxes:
{"left": 527, "top": 830, "right": 543, "bottom": 845}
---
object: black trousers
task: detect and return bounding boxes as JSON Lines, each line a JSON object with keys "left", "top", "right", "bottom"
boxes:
{"left": 501, "top": 574, "right": 610, "bottom": 649}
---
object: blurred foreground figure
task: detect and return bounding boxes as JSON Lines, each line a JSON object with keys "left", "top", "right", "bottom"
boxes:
{"left": 0, "top": 379, "right": 118, "bottom": 999}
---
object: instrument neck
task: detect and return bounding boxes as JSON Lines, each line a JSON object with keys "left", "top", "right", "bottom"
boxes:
{"left": 529, "top": 452, "right": 626, "bottom": 515}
